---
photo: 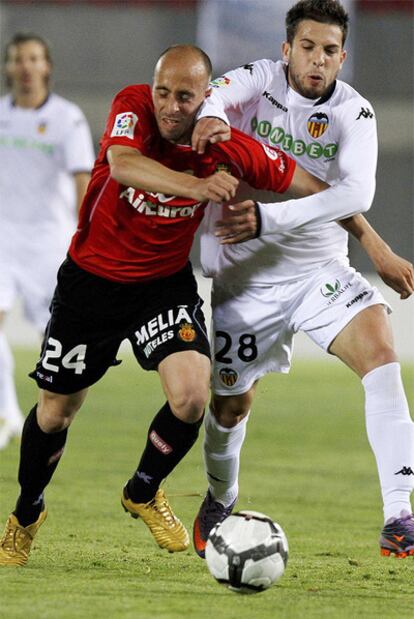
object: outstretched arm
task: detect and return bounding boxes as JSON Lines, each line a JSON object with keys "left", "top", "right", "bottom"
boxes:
{"left": 340, "top": 214, "right": 414, "bottom": 299}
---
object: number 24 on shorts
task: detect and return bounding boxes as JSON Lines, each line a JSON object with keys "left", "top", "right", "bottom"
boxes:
{"left": 215, "top": 331, "right": 258, "bottom": 364}
{"left": 42, "top": 337, "right": 87, "bottom": 375}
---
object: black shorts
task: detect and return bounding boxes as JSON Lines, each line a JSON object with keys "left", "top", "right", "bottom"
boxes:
{"left": 30, "top": 257, "right": 210, "bottom": 394}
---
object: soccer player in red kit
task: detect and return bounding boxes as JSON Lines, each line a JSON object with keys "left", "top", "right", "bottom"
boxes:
{"left": 0, "top": 45, "right": 327, "bottom": 566}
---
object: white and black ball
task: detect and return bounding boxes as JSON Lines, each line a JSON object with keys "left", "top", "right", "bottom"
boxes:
{"left": 205, "top": 510, "right": 288, "bottom": 594}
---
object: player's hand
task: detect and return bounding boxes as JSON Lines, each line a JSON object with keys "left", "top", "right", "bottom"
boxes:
{"left": 193, "top": 171, "right": 239, "bottom": 203}
{"left": 192, "top": 117, "right": 231, "bottom": 154}
{"left": 215, "top": 200, "right": 260, "bottom": 244}
{"left": 375, "top": 251, "right": 414, "bottom": 299}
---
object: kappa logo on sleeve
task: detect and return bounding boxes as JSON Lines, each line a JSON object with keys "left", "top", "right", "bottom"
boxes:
{"left": 111, "top": 112, "right": 138, "bottom": 139}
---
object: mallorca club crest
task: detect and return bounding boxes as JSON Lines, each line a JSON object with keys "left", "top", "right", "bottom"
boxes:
{"left": 307, "top": 112, "right": 329, "bottom": 139}
{"left": 219, "top": 367, "right": 238, "bottom": 387}
{"left": 178, "top": 322, "right": 196, "bottom": 343}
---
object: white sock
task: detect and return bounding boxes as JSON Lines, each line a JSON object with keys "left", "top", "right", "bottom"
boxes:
{"left": 362, "top": 362, "right": 414, "bottom": 522}
{"left": 0, "top": 331, "right": 23, "bottom": 425}
{"left": 203, "top": 407, "right": 249, "bottom": 507}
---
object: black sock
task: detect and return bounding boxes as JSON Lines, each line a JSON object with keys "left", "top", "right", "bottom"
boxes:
{"left": 14, "top": 405, "right": 68, "bottom": 526}
{"left": 126, "top": 402, "right": 203, "bottom": 503}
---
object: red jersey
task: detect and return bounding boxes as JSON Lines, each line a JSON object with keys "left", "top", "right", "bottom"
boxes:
{"left": 69, "top": 84, "right": 295, "bottom": 282}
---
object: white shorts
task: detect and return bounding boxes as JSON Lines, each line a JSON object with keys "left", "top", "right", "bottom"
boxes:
{"left": 0, "top": 244, "right": 63, "bottom": 332}
{"left": 211, "top": 260, "right": 391, "bottom": 395}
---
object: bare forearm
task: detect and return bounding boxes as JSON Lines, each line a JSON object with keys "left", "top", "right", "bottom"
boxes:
{"left": 341, "top": 214, "right": 414, "bottom": 299}
{"left": 109, "top": 150, "right": 199, "bottom": 198}
{"left": 340, "top": 214, "right": 393, "bottom": 267}
{"left": 107, "top": 145, "right": 238, "bottom": 203}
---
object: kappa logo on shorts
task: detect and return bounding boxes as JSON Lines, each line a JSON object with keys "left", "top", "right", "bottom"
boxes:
{"left": 219, "top": 367, "right": 239, "bottom": 387}
{"left": 110, "top": 112, "right": 138, "bottom": 139}
{"left": 178, "top": 322, "right": 196, "bottom": 343}
{"left": 346, "top": 290, "right": 369, "bottom": 308}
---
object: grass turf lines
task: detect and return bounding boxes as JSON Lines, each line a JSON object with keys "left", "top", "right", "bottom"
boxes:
{"left": 0, "top": 349, "right": 413, "bottom": 619}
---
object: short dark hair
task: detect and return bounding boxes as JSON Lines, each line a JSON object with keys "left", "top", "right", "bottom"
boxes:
{"left": 4, "top": 32, "right": 52, "bottom": 65}
{"left": 157, "top": 45, "right": 213, "bottom": 81}
{"left": 286, "top": 0, "right": 349, "bottom": 45}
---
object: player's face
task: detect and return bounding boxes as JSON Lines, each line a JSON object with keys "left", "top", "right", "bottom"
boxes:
{"left": 282, "top": 20, "right": 346, "bottom": 99}
{"left": 6, "top": 40, "right": 51, "bottom": 95}
{"left": 152, "top": 57, "right": 210, "bottom": 144}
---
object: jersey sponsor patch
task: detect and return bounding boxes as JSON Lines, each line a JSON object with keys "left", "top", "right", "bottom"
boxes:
{"left": 210, "top": 76, "right": 231, "bottom": 88}
{"left": 111, "top": 112, "right": 138, "bottom": 139}
{"left": 307, "top": 112, "right": 329, "bottom": 139}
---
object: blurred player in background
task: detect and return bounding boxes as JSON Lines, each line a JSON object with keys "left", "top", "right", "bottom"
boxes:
{"left": 0, "top": 45, "right": 334, "bottom": 566}
{"left": 192, "top": 0, "right": 414, "bottom": 559}
{"left": 0, "top": 33, "right": 95, "bottom": 449}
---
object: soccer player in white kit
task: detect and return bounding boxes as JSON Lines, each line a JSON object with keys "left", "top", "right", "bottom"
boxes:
{"left": 0, "top": 33, "right": 95, "bottom": 449}
{"left": 192, "top": 0, "right": 414, "bottom": 558}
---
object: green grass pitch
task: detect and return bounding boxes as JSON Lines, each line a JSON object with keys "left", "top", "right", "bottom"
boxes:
{"left": 0, "top": 349, "right": 413, "bottom": 619}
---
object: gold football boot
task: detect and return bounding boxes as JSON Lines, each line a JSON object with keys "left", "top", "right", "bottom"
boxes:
{"left": 0, "top": 509, "right": 47, "bottom": 566}
{"left": 121, "top": 488, "right": 189, "bottom": 552}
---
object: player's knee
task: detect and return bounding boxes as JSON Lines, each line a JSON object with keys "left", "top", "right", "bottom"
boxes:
{"left": 212, "top": 391, "right": 252, "bottom": 427}
{"left": 361, "top": 346, "right": 398, "bottom": 377}
{"left": 168, "top": 386, "right": 209, "bottom": 423}
{"left": 37, "top": 390, "right": 85, "bottom": 432}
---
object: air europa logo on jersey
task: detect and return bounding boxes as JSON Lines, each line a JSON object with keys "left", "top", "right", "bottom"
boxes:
{"left": 111, "top": 112, "right": 138, "bottom": 139}
{"left": 307, "top": 113, "right": 329, "bottom": 139}
{"left": 120, "top": 187, "right": 202, "bottom": 218}
{"left": 210, "top": 76, "right": 231, "bottom": 88}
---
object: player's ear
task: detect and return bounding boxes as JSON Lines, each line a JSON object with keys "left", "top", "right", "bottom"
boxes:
{"left": 339, "top": 49, "right": 347, "bottom": 70}
{"left": 281, "top": 41, "right": 290, "bottom": 64}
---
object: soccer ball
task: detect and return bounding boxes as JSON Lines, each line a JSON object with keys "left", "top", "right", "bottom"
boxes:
{"left": 205, "top": 510, "right": 288, "bottom": 594}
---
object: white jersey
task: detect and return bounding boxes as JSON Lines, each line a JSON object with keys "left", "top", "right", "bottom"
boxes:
{"left": 199, "top": 59, "right": 378, "bottom": 284}
{"left": 0, "top": 93, "right": 95, "bottom": 253}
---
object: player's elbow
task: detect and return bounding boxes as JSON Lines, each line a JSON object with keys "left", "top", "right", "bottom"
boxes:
{"left": 109, "top": 158, "right": 131, "bottom": 185}
{"left": 346, "top": 178, "right": 375, "bottom": 215}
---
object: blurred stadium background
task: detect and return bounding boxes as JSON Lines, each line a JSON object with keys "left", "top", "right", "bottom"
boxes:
{"left": 1, "top": 0, "right": 413, "bottom": 360}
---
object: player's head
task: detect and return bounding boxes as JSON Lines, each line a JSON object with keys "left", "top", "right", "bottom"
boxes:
{"left": 4, "top": 32, "right": 52, "bottom": 94}
{"left": 282, "top": 0, "right": 348, "bottom": 99}
{"left": 152, "top": 45, "right": 212, "bottom": 144}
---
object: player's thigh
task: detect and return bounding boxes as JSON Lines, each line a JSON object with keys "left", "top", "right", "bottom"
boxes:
{"left": 329, "top": 304, "right": 397, "bottom": 377}
{"left": 211, "top": 283, "right": 293, "bottom": 397}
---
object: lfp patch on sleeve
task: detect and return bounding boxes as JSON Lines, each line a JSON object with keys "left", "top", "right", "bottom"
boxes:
{"left": 110, "top": 112, "right": 138, "bottom": 139}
